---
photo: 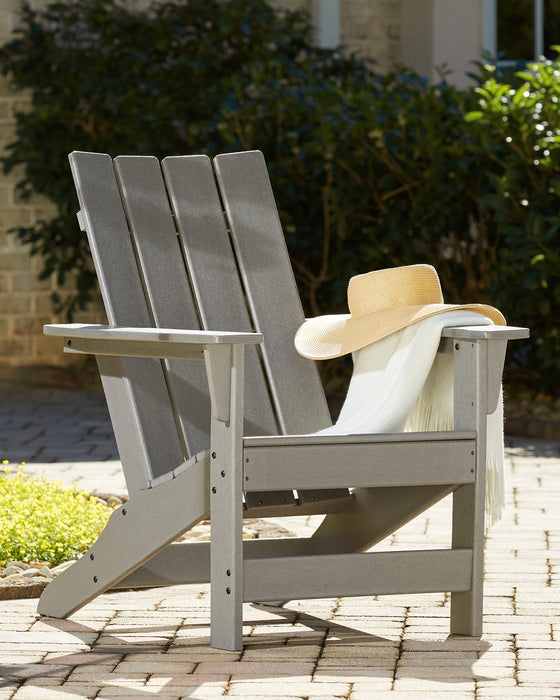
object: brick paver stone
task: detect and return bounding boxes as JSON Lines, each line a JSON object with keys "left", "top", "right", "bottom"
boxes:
{"left": 0, "top": 382, "right": 559, "bottom": 699}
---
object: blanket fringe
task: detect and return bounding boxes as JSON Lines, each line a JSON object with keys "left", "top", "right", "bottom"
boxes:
{"left": 405, "top": 396, "right": 505, "bottom": 526}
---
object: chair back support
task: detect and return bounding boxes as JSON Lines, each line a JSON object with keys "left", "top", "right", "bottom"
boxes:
{"left": 213, "top": 152, "right": 330, "bottom": 434}
{"left": 69, "top": 150, "right": 331, "bottom": 485}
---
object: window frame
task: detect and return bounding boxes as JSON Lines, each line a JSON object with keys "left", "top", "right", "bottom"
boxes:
{"left": 483, "top": 0, "right": 549, "bottom": 65}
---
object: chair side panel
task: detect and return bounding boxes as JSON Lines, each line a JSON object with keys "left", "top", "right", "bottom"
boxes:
{"left": 68, "top": 151, "right": 186, "bottom": 486}
{"left": 113, "top": 155, "right": 212, "bottom": 456}
{"left": 162, "top": 155, "right": 277, "bottom": 438}
{"left": 213, "top": 150, "right": 331, "bottom": 435}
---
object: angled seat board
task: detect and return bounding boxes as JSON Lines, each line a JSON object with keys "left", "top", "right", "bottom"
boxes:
{"left": 68, "top": 151, "right": 186, "bottom": 486}
{"left": 213, "top": 151, "right": 331, "bottom": 436}
{"left": 161, "top": 155, "right": 277, "bottom": 438}
{"left": 113, "top": 155, "right": 213, "bottom": 457}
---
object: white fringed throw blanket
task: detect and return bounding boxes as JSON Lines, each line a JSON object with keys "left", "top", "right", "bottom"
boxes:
{"left": 316, "top": 310, "right": 505, "bottom": 526}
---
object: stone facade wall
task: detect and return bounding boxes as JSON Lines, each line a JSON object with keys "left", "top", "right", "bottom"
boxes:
{"left": 272, "top": 0, "right": 401, "bottom": 73}
{"left": 0, "top": 0, "right": 108, "bottom": 377}
{"left": 0, "top": 0, "right": 400, "bottom": 374}
{"left": 0, "top": 1, "right": 71, "bottom": 372}
{"left": 340, "top": 0, "right": 400, "bottom": 74}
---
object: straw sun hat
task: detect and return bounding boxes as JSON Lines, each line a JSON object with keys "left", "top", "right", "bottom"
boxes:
{"left": 294, "top": 264, "right": 505, "bottom": 360}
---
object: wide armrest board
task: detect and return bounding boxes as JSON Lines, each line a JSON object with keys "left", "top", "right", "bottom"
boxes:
{"left": 442, "top": 325, "right": 529, "bottom": 341}
{"left": 44, "top": 323, "right": 263, "bottom": 345}
{"left": 44, "top": 324, "right": 263, "bottom": 361}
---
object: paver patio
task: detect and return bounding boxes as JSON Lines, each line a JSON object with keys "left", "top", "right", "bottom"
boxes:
{"left": 0, "top": 383, "right": 559, "bottom": 698}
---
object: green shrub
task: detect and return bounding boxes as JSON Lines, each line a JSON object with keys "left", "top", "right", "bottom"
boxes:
{"left": 233, "top": 69, "right": 502, "bottom": 313}
{"left": 1, "top": 0, "right": 560, "bottom": 394}
{"left": 0, "top": 463, "right": 113, "bottom": 567}
{"left": 0, "top": 0, "right": 362, "bottom": 317}
{"left": 465, "top": 55, "right": 560, "bottom": 391}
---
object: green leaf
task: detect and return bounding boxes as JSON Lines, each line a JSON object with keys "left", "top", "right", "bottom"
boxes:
{"left": 464, "top": 110, "right": 484, "bottom": 121}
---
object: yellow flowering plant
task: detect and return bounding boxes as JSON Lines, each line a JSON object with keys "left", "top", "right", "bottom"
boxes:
{"left": 0, "top": 462, "right": 113, "bottom": 567}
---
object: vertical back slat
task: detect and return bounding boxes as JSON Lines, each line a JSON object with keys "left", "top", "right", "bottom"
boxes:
{"left": 213, "top": 151, "right": 331, "bottom": 435}
{"left": 68, "top": 152, "right": 186, "bottom": 488}
{"left": 113, "top": 155, "right": 212, "bottom": 456}
{"left": 162, "top": 155, "right": 277, "bottom": 438}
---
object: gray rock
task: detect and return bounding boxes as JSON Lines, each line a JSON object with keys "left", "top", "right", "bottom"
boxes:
{"left": 51, "top": 559, "right": 76, "bottom": 575}
{"left": 3, "top": 573, "right": 24, "bottom": 582}
{"left": 20, "top": 568, "right": 41, "bottom": 578}
{"left": 6, "top": 561, "right": 29, "bottom": 570}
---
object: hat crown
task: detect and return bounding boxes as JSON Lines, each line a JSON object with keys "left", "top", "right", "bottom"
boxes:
{"left": 347, "top": 264, "right": 444, "bottom": 318}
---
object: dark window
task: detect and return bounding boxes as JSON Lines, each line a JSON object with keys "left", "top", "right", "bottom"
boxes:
{"left": 498, "top": 0, "right": 534, "bottom": 61}
{"left": 544, "top": 0, "right": 560, "bottom": 58}
{"left": 497, "top": 0, "right": 560, "bottom": 61}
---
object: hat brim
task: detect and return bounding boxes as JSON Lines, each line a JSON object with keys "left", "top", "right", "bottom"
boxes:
{"left": 294, "top": 303, "right": 506, "bottom": 360}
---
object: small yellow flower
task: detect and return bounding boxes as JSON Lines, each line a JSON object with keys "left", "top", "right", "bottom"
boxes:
{"left": 0, "top": 467, "right": 114, "bottom": 567}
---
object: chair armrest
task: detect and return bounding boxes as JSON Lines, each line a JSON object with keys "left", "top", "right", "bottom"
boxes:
{"left": 441, "top": 325, "right": 529, "bottom": 341}
{"left": 44, "top": 323, "right": 263, "bottom": 360}
{"left": 441, "top": 324, "right": 529, "bottom": 415}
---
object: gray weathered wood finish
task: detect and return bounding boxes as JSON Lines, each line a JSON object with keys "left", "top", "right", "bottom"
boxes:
{"left": 243, "top": 433, "right": 476, "bottom": 490}
{"left": 450, "top": 338, "right": 487, "bottom": 636}
{"left": 243, "top": 549, "right": 473, "bottom": 602}
{"left": 208, "top": 343, "right": 245, "bottom": 650}
{"left": 113, "top": 155, "right": 211, "bottom": 458}
{"left": 38, "top": 450, "right": 210, "bottom": 618}
{"left": 162, "top": 155, "right": 278, "bottom": 439}
{"left": 213, "top": 151, "right": 331, "bottom": 436}
{"left": 213, "top": 150, "right": 339, "bottom": 507}
{"left": 68, "top": 152, "right": 186, "bottom": 489}
{"left": 39, "top": 149, "right": 529, "bottom": 651}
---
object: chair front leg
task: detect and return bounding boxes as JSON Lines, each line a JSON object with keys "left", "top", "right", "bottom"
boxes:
{"left": 204, "top": 343, "right": 245, "bottom": 651}
{"left": 450, "top": 338, "right": 488, "bottom": 636}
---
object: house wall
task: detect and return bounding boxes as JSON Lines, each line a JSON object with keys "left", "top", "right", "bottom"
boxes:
{"left": 340, "top": 0, "right": 401, "bottom": 72}
{"left": 0, "top": 0, "right": 87, "bottom": 374}
{"left": 401, "top": 0, "right": 484, "bottom": 88}
{"left": 272, "top": 0, "right": 401, "bottom": 73}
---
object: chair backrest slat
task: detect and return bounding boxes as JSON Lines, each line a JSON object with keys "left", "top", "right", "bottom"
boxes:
{"left": 68, "top": 151, "right": 186, "bottom": 486}
{"left": 162, "top": 155, "right": 277, "bottom": 437}
{"left": 213, "top": 151, "right": 331, "bottom": 435}
{"left": 113, "top": 155, "right": 213, "bottom": 456}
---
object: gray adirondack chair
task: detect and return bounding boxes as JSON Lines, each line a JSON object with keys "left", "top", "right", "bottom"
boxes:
{"left": 38, "top": 150, "right": 528, "bottom": 651}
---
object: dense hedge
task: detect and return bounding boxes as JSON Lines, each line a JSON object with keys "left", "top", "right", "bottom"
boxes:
{"left": 1, "top": 0, "right": 559, "bottom": 394}
{"left": 465, "top": 59, "right": 560, "bottom": 391}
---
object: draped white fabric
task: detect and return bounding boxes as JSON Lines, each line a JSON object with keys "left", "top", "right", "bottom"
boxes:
{"left": 316, "top": 310, "right": 505, "bottom": 525}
